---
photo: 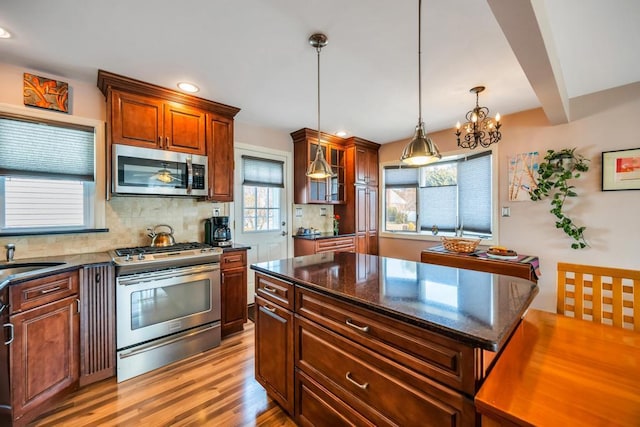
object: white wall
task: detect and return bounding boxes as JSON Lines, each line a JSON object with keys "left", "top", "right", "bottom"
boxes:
{"left": 379, "top": 83, "right": 640, "bottom": 312}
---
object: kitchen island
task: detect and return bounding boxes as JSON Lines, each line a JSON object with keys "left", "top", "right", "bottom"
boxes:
{"left": 250, "top": 252, "right": 538, "bottom": 426}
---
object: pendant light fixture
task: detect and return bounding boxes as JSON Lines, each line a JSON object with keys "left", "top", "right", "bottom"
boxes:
{"left": 401, "top": 0, "right": 441, "bottom": 166}
{"left": 306, "top": 33, "right": 335, "bottom": 179}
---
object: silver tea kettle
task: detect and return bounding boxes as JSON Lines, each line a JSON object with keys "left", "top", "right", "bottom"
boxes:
{"left": 147, "top": 224, "right": 176, "bottom": 247}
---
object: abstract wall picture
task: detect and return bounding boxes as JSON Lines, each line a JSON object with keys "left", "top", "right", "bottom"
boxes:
{"left": 602, "top": 148, "right": 640, "bottom": 191}
{"left": 23, "top": 73, "right": 69, "bottom": 113}
{"left": 508, "top": 151, "right": 539, "bottom": 201}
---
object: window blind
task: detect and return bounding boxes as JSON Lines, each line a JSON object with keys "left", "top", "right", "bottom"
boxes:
{"left": 459, "top": 151, "right": 492, "bottom": 234}
{"left": 242, "top": 155, "right": 284, "bottom": 188}
{"left": 384, "top": 166, "right": 419, "bottom": 188}
{"left": 0, "top": 115, "right": 95, "bottom": 181}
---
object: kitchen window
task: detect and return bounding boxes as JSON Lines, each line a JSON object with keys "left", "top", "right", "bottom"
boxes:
{"left": 0, "top": 108, "right": 106, "bottom": 235}
{"left": 241, "top": 155, "right": 284, "bottom": 232}
{"left": 382, "top": 148, "right": 497, "bottom": 242}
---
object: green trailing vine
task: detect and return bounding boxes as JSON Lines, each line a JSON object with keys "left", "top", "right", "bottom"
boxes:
{"left": 529, "top": 148, "right": 590, "bottom": 249}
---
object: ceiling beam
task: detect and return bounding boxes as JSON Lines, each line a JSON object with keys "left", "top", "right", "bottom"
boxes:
{"left": 487, "top": 0, "right": 570, "bottom": 124}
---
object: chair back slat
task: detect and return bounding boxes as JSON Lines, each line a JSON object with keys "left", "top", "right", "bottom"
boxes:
{"left": 557, "top": 262, "right": 639, "bottom": 331}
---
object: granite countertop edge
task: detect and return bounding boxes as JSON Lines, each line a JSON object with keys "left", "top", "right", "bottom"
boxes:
{"left": 250, "top": 262, "right": 536, "bottom": 351}
{"left": 0, "top": 252, "right": 112, "bottom": 291}
{"left": 292, "top": 232, "right": 356, "bottom": 240}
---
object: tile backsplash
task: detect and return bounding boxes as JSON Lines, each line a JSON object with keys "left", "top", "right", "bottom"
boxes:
{"left": 0, "top": 197, "right": 223, "bottom": 260}
{"left": 291, "top": 204, "right": 335, "bottom": 233}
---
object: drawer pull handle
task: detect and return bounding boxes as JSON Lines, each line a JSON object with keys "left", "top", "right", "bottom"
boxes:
{"left": 263, "top": 285, "right": 278, "bottom": 293}
{"left": 263, "top": 305, "right": 276, "bottom": 313}
{"left": 346, "top": 318, "right": 369, "bottom": 333}
{"left": 345, "top": 372, "right": 368, "bottom": 390}
{"left": 40, "top": 286, "right": 61, "bottom": 294}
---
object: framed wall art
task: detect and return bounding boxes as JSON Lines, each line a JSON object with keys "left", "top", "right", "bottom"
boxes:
{"left": 508, "top": 151, "right": 539, "bottom": 201}
{"left": 602, "top": 148, "right": 640, "bottom": 191}
{"left": 23, "top": 72, "right": 69, "bottom": 113}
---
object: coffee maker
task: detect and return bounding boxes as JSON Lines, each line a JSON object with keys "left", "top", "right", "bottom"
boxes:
{"left": 205, "top": 216, "right": 232, "bottom": 247}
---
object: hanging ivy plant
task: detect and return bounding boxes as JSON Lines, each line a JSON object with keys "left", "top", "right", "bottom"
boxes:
{"left": 529, "top": 148, "right": 590, "bottom": 249}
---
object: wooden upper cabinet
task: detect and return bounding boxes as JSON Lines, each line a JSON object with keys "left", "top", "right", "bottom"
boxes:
{"left": 354, "top": 144, "right": 379, "bottom": 187}
{"left": 98, "top": 70, "right": 240, "bottom": 200}
{"left": 111, "top": 90, "right": 163, "bottom": 149}
{"left": 110, "top": 91, "right": 206, "bottom": 155}
{"left": 206, "top": 113, "right": 234, "bottom": 202}
{"left": 163, "top": 102, "right": 206, "bottom": 155}
{"left": 291, "top": 128, "right": 346, "bottom": 205}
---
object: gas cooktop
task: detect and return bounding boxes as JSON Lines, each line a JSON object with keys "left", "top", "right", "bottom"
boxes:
{"left": 111, "top": 242, "right": 223, "bottom": 275}
{"left": 113, "top": 242, "right": 213, "bottom": 257}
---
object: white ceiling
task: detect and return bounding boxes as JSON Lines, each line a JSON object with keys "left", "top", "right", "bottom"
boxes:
{"left": 1, "top": 0, "right": 639, "bottom": 143}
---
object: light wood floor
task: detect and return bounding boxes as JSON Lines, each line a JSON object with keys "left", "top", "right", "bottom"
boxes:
{"left": 30, "top": 322, "right": 296, "bottom": 427}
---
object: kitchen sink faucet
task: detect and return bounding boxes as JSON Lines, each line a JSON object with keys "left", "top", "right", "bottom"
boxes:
{"left": 5, "top": 243, "right": 15, "bottom": 262}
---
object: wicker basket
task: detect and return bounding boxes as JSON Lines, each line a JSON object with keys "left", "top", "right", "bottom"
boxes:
{"left": 441, "top": 237, "right": 481, "bottom": 253}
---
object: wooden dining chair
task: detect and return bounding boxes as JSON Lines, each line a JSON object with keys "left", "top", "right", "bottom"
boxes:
{"left": 557, "top": 262, "right": 640, "bottom": 331}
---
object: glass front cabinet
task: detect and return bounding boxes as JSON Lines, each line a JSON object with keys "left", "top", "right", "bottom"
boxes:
{"left": 292, "top": 129, "right": 346, "bottom": 204}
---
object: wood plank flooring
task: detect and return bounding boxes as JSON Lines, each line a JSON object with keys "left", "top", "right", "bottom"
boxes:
{"left": 30, "top": 322, "right": 296, "bottom": 426}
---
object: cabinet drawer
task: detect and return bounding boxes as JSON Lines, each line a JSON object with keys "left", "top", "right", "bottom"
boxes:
{"left": 296, "top": 370, "right": 375, "bottom": 427}
{"left": 10, "top": 270, "right": 79, "bottom": 313}
{"left": 255, "top": 272, "right": 294, "bottom": 310}
{"left": 296, "top": 287, "right": 477, "bottom": 395}
{"left": 221, "top": 251, "right": 246, "bottom": 270}
{"left": 296, "top": 317, "right": 475, "bottom": 427}
{"left": 316, "top": 237, "right": 356, "bottom": 253}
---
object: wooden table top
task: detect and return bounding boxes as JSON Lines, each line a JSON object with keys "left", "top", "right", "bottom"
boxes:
{"left": 475, "top": 309, "right": 640, "bottom": 426}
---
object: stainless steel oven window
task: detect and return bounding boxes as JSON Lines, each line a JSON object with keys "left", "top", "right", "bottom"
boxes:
{"left": 130, "top": 279, "right": 211, "bottom": 330}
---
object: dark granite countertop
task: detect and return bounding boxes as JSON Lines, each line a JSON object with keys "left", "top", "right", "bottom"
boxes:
{"left": 222, "top": 244, "right": 251, "bottom": 252}
{"left": 0, "top": 252, "right": 112, "bottom": 291}
{"left": 250, "top": 252, "right": 538, "bottom": 351}
{"left": 292, "top": 232, "right": 356, "bottom": 240}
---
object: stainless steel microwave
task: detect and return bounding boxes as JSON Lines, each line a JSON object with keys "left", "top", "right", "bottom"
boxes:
{"left": 112, "top": 144, "right": 208, "bottom": 197}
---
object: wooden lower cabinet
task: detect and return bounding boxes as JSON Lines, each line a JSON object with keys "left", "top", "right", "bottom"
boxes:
{"left": 294, "top": 236, "right": 356, "bottom": 257}
{"left": 255, "top": 295, "right": 294, "bottom": 415}
{"left": 221, "top": 250, "right": 248, "bottom": 338}
{"left": 79, "top": 264, "right": 115, "bottom": 386}
{"left": 254, "top": 271, "right": 483, "bottom": 426}
{"left": 10, "top": 295, "right": 79, "bottom": 425}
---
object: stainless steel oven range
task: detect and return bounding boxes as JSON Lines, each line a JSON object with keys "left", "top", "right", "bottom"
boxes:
{"left": 111, "top": 243, "right": 223, "bottom": 382}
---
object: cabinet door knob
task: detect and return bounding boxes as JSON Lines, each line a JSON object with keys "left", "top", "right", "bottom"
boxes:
{"left": 345, "top": 371, "right": 368, "bottom": 390}
{"left": 345, "top": 318, "right": 370, "bottom": 333}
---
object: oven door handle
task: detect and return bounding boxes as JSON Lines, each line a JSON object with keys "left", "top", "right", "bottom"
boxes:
{"left": 117, "top": 264, "right": 220, "bottom": 286}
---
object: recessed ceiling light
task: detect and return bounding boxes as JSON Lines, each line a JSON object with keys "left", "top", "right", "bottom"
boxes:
{"left": 0, "top": 27, "right": 12, "bottom": 39}
{"left": 177, "top": 82, "right": 199, "bottom": 93}
{"left": 336, "top": 130, "right": 348, "bottom": 137}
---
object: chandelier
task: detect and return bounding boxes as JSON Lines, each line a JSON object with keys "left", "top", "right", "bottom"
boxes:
{"left": 455, "top": 86, "right": 501, "bottom": 149}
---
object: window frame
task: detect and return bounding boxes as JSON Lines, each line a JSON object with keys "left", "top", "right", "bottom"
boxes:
{"left": 0, "top": 103, "right": 106, "bottom": 236}
{"left": 380, "top": 146, "right": 499, "bottom": 246}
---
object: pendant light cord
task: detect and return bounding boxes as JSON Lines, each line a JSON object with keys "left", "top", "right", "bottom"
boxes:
{"left": 418, "top": 0, "right": 422, "bottom": 125}
{"left": 317, "top": 44, "right": 322, "bottom": 150}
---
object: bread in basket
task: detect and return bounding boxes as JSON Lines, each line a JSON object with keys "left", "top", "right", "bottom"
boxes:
{"left": 441, "top": 237, "right": 481, "bottom": 253}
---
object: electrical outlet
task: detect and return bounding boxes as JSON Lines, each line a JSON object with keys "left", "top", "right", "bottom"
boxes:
{"left": 320, "top": 207, "right": 327, "bottom": 216}
{"left": 501, "top": 206, "right": 510, "bottom": 217}
{"left": 295, "top": 207, "right": 303, "bottom": 218}
{"left": 213, "top": 208, "right": 220, "bottom": 217}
